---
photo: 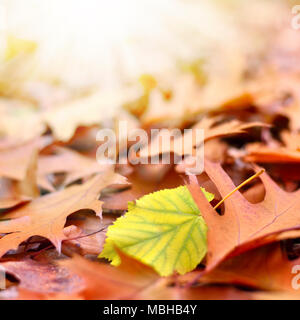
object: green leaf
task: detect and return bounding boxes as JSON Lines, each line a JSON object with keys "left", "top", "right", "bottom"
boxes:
{"left": 99, "top": 185, "right": 214, "bottom": 276}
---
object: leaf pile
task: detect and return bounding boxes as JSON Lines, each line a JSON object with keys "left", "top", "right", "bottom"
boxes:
{"left": 1, "top": 2, "right": 300, "bottom": 300}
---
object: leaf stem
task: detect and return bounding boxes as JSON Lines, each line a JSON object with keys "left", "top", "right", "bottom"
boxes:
{"left": 213, "top": 169, "right": 265, "bottom": 210}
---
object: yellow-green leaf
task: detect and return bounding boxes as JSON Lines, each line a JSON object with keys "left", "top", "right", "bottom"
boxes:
{"left": 100, "top": 186, "right": 214, "bottom": 276}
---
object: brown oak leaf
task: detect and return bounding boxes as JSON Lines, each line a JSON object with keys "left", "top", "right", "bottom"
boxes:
{"left": 187, "top": 159, "right": 300, "bottom": 271}
{"left": 0, "top": 169, "right": 127, "bottom": 257}
{"left": 139, "top": 117, "right": 266, "bottom": 159}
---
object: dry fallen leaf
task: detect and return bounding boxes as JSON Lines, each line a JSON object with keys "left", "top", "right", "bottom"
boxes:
{"left": 198, "top": 242, "right": 300, "bottom": 294}
{"left": 60, "top": 249, "right": 159, "bottom": 300}
{"left": 60, "top": 248, "right": 253, "bottom": 300}
{"left": 0, "top": 169, "right": 127, "bottom": 257}
{"left": 44, "top": 89, "right": 140, "bottom": 142}
{"left": 139, "top": 117, "right": 266, "bottom": 160}
{"left": 187, "top": 159, "right": 300, "bottom": 271}
{"left": 0, "top": 255, "right": 83, "bottom": 295}
{"left": 37, "top": 147, "right": 113, "bottom": 187}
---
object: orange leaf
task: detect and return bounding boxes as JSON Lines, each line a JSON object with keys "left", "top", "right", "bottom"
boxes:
{"left": 199, "top": 243, "right": 300, "bottom": 294}
{"left": 139, "top": 117, "right": 266, "bottom": 159}
{"left": 0, "top": 169, "right": 127, "bottom": 257}
{"left": 60, "top": 249, "right": 159, "bottom": 300}
{"left": 187, "top": 159, "right": 300, "bottom": 270}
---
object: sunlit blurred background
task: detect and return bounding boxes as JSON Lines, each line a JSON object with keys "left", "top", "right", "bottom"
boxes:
{"left": 0, "top": 0, "right": 298, "bottom": 142}
{"left": 0, "top": 0, "right": 289, "bottom": 86}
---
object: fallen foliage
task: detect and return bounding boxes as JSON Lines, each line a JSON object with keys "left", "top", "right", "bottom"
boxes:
{"left": 1, "top": 1, "right": 300, "bottom": 301}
